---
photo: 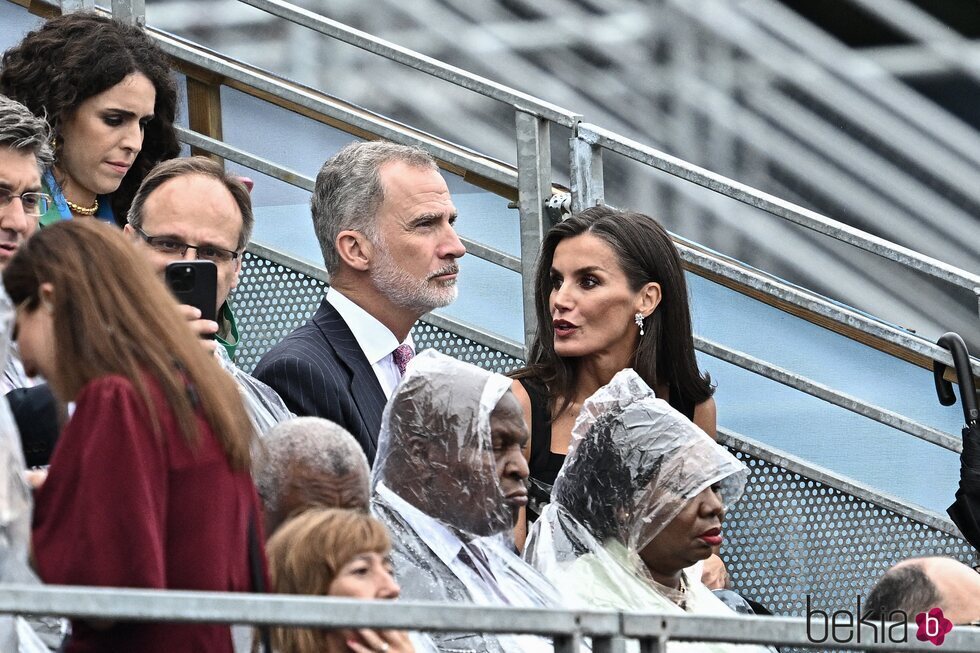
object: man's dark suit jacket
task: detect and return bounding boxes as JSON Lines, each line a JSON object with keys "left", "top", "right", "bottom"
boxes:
{"left": 253, "top": 299, "right": 387, "bottom": 464}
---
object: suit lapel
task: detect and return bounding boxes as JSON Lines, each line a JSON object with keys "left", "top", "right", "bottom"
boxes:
{"left": 311, "top": 300, "right": 387, "bottom": 449}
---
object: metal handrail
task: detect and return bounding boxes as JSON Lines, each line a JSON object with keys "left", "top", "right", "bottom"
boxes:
{"left": 720, "top": 429, "right": 961, "bottom": 537}
{"left": 576, "top": 122, "right": 980, "bottom": 293}
{"left": 153, "top": 31, "right": 520, "bottom": 192}
{"left": 676, "top": 239, "right": 980, "bottom": 377}
{"left": 697, "top": 337, "right": 961, "bottom": 453}
{"left": 243, "top": 242, "right": 526, "bottom": 361}
{"left": 4, "top": 584, "right": 980, "bottom": 651}
{"left": 846, "top": 0, "right": 980, "bottom": 86}
{"left": 236, "top": 0, "right": 581, "bottom": 127}
{"left": 243, "top": 240, "right": 965, "bottom": 446}
{"left": 181, "top": 129, "right": 523, "bottom": 275}
{"left": 169, "top": 0, "right": 980, "bottom": 297}
{"left": 180, "top": 118, "right": 980, "bottom": 376}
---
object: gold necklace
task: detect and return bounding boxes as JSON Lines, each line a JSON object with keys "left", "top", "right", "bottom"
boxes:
{"left": 65, "top": 197, "right": 98, "bottom": 216}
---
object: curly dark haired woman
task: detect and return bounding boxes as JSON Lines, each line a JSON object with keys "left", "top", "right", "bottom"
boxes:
{"left": 0, "top": 12, "right": 180, "bottom": 225}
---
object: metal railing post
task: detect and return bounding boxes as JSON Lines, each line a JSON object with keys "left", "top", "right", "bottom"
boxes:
{"left": 570, "top": 134, "right": 604, "bottom": 213}
{"left": 515, "top": 110, "right": 552, "bottom": 354}
{"left": 638, "top": 636, "right": 667, "bottom": 653}
{"left": 60, "top": 0, "right": 95, "bottom": 11}
{"left": 553, "top": 632, "right": 583, "bottom": 653}
{"left": 110, "top": 0, "right": 145, "bottom": 26}
{"left": 591, "top": 635, "right": 627, "bottom": 653}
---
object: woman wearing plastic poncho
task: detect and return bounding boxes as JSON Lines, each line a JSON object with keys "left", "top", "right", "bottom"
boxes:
{"left": 371, "top": 349, "right": 561, "bottom": 653}
{"left": 524, "top": 369, "right": 770, "bottom": 653}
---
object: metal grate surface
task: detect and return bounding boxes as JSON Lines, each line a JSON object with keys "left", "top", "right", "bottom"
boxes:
{"left": 233, "top": 249, "right": 977, "bottom": 626}
{"left": 231, "top": 251, "right": 524, "bottom": 375}
{"left": 724, "top": 449, "right": 977, "bottom": 617}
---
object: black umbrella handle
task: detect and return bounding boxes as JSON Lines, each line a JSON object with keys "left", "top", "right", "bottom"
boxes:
{"left": 934, "top": 332, "right": 979, "bottom": 427}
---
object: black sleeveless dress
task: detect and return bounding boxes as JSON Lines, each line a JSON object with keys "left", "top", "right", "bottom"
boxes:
{"left": 519, "top": 377, "right": 696, "bottom": 521}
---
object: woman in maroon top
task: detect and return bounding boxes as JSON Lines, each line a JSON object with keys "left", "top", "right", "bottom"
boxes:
{"left": 4, "top": 220, "right": 263, "bottom": 653}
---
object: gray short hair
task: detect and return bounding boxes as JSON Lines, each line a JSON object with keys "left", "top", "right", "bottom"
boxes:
{"left": 0, "top": 95, "right": 53, "bottom": 169}
{"left": 128, "top": 156, "right": 254, "bottom": 251}
{"left": 254, "top": 417, "right": 370, "bottom": 516}
{"left": 311, "top": 140, "right": 438, "bottom": 274}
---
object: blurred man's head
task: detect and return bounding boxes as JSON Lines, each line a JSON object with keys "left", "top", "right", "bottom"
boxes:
{"left": 0, "top": 95, "right": 53, "bottom": 269}
{"left": 865, "top": 557, "right": 980, "bottom": 625}
{"left": 125, "top": 156, "right": 253, "bottom": 313}
{"left": 254, "top": 417, "right": 371, "bottom": 536}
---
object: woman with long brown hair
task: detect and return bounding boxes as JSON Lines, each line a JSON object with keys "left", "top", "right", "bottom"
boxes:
{"left": 267, "top": 508, "right": 421, "bottom": 653}
{"left": 511, "top": 206, "right": 716, "bottom": 528}
{"left": 4, "top": 220, "right": 262, "bottom": 653}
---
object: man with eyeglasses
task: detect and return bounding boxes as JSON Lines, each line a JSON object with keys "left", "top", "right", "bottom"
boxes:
{"left": 0, "top": 95, "right": 58, "bottom": 434}
{"left": 125, "top": 156, "right": 249, "bottom": 360}
{"left": 123, "top": 156, "right": 291, "bottom": 433}
{"left": 0, "top": 94, "right": 57, "bottom": 651}
{"left": 0, "top": 95, "right": 52, "bottom": 274}
{"left": 0, "top": 95, "right": 54, "bottom": 397}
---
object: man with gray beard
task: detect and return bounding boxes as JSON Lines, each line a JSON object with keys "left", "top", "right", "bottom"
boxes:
{"left": 255, "top": 141, "right": 465, "bottom": 464}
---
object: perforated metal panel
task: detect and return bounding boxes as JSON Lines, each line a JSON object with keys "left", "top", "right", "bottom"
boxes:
{"left": 724, "top": 448, "right": 977, "bottom": 617}
{"left": 233, "top": 249, "right": 977, "bottom": 625}
{"left": 231, "top": 251, "right": 524, "bottom": 375}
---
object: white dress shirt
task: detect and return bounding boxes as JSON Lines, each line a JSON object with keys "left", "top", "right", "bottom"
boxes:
{"left": 326, "top": 288, "right": 414, "bottom": 398}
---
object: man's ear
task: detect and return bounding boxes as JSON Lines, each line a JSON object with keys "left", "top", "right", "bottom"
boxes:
{"left": 636, "top": 281, "right": 662, "bottom": 318}
{"left": 335, "top": 230, "right": 373, "bottom": 272}
{"left": 122, "top": 224, "right": 137, "bottom": 240}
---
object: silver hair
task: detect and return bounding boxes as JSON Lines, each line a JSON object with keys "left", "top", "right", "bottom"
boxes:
{"left": 311, "top": 140, "right": 438, "bottom": 275}
{"left": 0, "top": 95, "right": 54, "bottom": 169}
{"left": 253, "top": 417, "right": 370, "bottom": 515}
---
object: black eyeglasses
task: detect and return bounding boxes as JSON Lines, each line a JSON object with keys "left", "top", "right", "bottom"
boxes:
{"left": 0, "top": 189, "right": 52, "bottom": 216}
{"left": 136, "top": 227, "right": 240, "bottom": 263}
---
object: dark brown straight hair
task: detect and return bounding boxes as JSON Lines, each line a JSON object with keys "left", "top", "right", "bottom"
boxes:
{"left": 511, "top": 205, "right": 713, "bottom": 415}
{"left": 3, "top": 220, "right": 254, "bottom": 469}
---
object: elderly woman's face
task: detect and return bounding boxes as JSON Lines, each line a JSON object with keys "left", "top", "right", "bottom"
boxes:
{"left": 57, "top": 72, "right": 155, "bottom": 202}
{"left": 638, "top": 486, "right": 725, "bottom": 578}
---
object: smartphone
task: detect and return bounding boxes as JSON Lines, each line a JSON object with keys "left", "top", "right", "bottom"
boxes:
{"left": 165, "top": 260, "right": 218, "bottom": 339}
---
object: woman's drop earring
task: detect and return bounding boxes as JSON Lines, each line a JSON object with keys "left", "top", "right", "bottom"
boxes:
{"left": 634, "top": 312, "right": 645, "bottom": 337}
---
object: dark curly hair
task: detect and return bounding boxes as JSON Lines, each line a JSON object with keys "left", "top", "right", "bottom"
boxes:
{"left": 0, "top": 12, "right": 180, "bottom": 225}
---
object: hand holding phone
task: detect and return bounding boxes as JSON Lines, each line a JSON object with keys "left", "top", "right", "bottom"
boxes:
{"left": 166, "top": 261, "right": 218, "bottom": 340}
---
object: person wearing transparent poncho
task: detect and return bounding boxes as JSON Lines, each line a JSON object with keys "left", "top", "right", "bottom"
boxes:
{"left": 371, "top": 350, "right": 562, "bottom": 653}
{"left": 524, "top": 370, "right": 771, "bottom": 653}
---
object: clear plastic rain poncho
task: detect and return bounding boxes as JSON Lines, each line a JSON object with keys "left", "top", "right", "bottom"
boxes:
{"left": 525, "top": 370, "right": 770, "bottom": 653}
{"left": 214, "top": 347, "right": 293, "bottom": 435}
{"left": 0, "top": 291, "right": 51, "bottom": 653}
{"left": 371, "top": 349, "right": 561, "bottom": 653}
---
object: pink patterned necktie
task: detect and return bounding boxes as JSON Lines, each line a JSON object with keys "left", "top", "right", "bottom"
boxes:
{"left": 392, "top": 344, "right": 415, "bottom": 376}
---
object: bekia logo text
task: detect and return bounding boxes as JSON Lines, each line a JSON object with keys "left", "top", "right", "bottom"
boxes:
{"left": 807, "top": 596, "right": 953, "bottom": 646}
